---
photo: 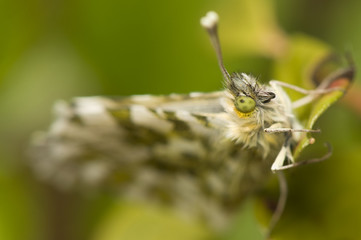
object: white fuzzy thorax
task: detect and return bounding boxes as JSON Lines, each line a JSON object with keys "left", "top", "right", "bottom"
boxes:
{"left": 221, "top": 76, "right": 295, "bottom": 159}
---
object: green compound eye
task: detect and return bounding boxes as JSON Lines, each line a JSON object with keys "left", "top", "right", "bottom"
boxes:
{"left": 235, "top": 96, "right": 256, "bottom": 113}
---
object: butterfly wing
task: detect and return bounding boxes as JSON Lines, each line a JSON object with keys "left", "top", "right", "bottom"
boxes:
{"left": 30, "top": 92, "right": 272, "bottom": 228}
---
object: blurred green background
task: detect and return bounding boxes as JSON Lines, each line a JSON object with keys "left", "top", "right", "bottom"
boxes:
{"left": 1, "top": 0, "right": 361, "bottom": 239}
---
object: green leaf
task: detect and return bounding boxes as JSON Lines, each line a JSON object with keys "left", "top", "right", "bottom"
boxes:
{"left": 293, "top": 59, "right": 354, "bottom": 160}
{"left": 272, "top": 35, "right": 354, "bottom": 161}
{"left": 272, "top": 34, "right": 330, "bottom": 94}
{"left": 293, "top": 87, "right": 346, "bottom": 159}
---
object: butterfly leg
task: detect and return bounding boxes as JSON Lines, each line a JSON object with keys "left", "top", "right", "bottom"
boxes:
{"left": 269, "top": 80, "right": 340, "bottom": 95}
{"left": 264, "top": 126, "right": 330, "bottom": 171}
{"left": 264, "top": 127, "right": 320, "bottom": 133}
{"left": 265, "top": 171, "right": 288, "bottom": 239}
{"left": 269, "top": 80, "right": 341, "bottom": 109}
{"left": 264, "top": 142, "right": 331, "bottom": 238}
{"left": 272, "top": 143, "right": 332, "bottom": 171}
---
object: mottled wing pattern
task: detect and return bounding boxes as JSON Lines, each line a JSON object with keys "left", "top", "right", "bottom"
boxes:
{"left": 30, "top": 91, "right": 273, "bottom": 228}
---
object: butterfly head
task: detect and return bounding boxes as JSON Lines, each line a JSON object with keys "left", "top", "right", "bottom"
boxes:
{"left": 225, "top": 73, "right": 276, "bottom": 117}
{"left": 201, "top": 12, "right": 276, "bottom": 118}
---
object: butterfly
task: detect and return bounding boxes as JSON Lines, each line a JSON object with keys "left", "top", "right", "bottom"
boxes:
{"left": 29, "top": 11, "right": 354, "bottom": 237}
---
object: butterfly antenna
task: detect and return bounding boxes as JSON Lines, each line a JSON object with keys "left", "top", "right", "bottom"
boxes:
{"left": 201, "top": 11, "right": 231, "bottom": 82}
